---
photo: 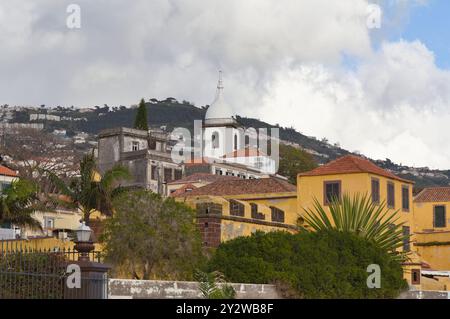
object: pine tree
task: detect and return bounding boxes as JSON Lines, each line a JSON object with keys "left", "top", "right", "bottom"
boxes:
{"left": 134, "top": 98, "right": 149, "bottom": 131}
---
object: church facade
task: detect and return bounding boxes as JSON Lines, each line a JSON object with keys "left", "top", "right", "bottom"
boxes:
{"left": 96, "top": 72, "right": 281, "bottom": 196}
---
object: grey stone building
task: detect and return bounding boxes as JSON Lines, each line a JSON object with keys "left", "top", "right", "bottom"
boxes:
{"left": 97, "top": 127, "right": 183, "bottom": 195}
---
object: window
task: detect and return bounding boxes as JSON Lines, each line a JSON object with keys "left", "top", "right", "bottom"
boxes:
{"left": 164, "top": 168, "right": 172, "bottom": 182}
{"left": 324, "top": 181, "right": 341, "bottom": 205}
{"left": 212, "top": 132, "right": 219, "bottom": 149}
{"left": 411, "top": 269, "right": 421, "bottom": 285}
{"left": 234, "top": 134, "right": 238, "bottom": 150}
{"left": 250, "top": 203, "right": 265, "bottom": 220}
{"left": 402, "top": 226, "right": 410, "bottom": 252}
{"left": 215, "top": 169, "right": 222, "bottom": 175}
{"left": 151, "top": 165, "right": 157, "bottom": 180}
{"left": 132, "top": 141, "right": 139, "bottom": 151}
{"left": 434, "top": 205, "right": 446, "bottom": 228}
{"left": 271, "top": 207, "right": 285, "bottom": 223}
{"left": 245, "top": 135, "right": 250, "bottom": 147}
{"left": 174, "top": 169, "right": 182, "bottom": 181}
{"left": 44, "top": 217, "right": 55, "bottom": 229}
{"left": 229, "top": 200, "right": 245, "bottom": 217}
{"left": 387, "top": 182, "right": 395, "bottom": 208}
{"left": 402, "top": 185, "right": 410, "bottom": 212}
{"left": 371, "top": 178, "right": 380, "bottom": 204}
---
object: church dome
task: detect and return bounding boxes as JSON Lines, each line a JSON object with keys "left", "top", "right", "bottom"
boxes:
{"left": 205, "top": 72, "right": 235, "bottom": 120}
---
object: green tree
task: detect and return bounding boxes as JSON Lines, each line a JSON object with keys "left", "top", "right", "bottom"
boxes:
{"left": 47, "top": 152, "right": 131, "bottom": 224}
{"left": 134, "top": 98, "right": 149, "bottom": 131}
{"left": 302, "top": 193, "right": 408, "bottom": 260}
{"left": 278, "top": 144, "right": 317, "bottom": 184}
{"left": 101, "top": 190, "right": 204, "bottom": 280}
{"left": 208, "top": 231, "right": 408, "bottom": 299}
{"left": 0, "top": 179, "right": 42, "bottom": 230}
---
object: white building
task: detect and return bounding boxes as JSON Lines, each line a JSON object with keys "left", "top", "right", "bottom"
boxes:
{"left": 0, "top": 165, "right": 19, "bottom": 239}
{"left": 202, "top": 72, "right": 277, "bottom": 175}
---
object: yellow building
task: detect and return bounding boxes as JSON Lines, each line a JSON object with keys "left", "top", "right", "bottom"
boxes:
{"left": 174, "top": 176, "right": 298, "bottom": 247}
{"left": 413, "top": 187, "right": 450, "bottom": 270}
{"left": 297, "top": 155, "right": 423, "bottom": 287}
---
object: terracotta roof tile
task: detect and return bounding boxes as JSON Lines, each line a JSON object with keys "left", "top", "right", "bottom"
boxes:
{"left": 168, "top": 173, "right": 239, "bottom": 185}
{"left": 299, "top": 155, "right": 413, "bottom": 184}
{"left": 222, "top": 147, "right": 267, "bottom": 158}
{"left": 414, "top": 187, "right": 450, "bottom": 203}
{"left": 174, "top": 177, "right": 296, "bottom": 197}
{"left": 169, "top": 183, "right": 198, "bottom": 197}
{"left": 0, "top": 165, "right": 17, "bottom": 177}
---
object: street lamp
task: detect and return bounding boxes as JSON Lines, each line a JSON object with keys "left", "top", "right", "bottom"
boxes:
{"left": 74, "top": 221, "right": 94, "bottom": 262}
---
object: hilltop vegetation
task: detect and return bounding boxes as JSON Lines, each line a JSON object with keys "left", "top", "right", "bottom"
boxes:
{"left": 4, "top": 98, "right": 450, "bottom": 187}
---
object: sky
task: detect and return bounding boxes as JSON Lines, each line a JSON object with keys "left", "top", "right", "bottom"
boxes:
{"left": 1, "top": 0, "right": 450, "bottom": 169}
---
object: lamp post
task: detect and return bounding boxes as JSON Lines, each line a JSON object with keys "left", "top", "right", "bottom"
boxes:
{"left": 74, "top": 221, "right": 94, "bottom": 262}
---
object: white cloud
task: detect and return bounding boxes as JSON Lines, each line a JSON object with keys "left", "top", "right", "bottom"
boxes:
{"left": 257, "top": 40, "right": 450, "bottom": 168}
{"left": 1, "top": 0, "right": 449, "bottom": 169}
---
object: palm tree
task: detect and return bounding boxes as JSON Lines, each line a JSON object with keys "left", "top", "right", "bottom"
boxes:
{"left": 302, "top": 193, "right": 408, "bottom": 260}
{"left": 0, "top": 179, "right": 42, "bottom": 231}
{"left": 47, "top": 152, "right": 131, "bottom": 224}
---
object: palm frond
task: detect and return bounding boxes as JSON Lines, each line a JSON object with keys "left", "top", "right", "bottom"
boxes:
{"left": 303, "top": 192, "right": 408, "bottom": 259}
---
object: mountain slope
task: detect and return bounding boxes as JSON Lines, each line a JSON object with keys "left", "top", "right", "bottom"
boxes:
{"left": 7, "top": 98, "right": 450, "bottom": 188}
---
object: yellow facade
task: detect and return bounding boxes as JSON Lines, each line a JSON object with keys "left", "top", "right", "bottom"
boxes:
{"left": 297, "top": 171, "right": 421, "bottom": 287}
{"left": 414, "top": 201, "right": 450, "bottom": 232}
{"left": 178, "top": 191, "right": 298, "bottom": 246}
{"left": 297, "top": 172, "right": 415, "bottom": 237}
{"left": 412, "top": 190, "right": 450, "bottom": 271}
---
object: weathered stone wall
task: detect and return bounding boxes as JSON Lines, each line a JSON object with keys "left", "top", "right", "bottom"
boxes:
{"left": 109, "top": 279, "right": 281, "bottom": 299}
{"left": 398, "top": 290, "right": 450, "bottom": 299}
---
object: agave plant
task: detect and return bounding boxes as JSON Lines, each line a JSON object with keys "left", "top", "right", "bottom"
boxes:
{"left": 302, "top": 193, "right": 409, "bottom": 260}
{"left": 194, "top": 270, "right": 236, "bottom": 299}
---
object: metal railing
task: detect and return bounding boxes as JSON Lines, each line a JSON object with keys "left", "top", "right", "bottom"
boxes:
{"left": 0, "top": 240, "right": 107, "bottom": 299}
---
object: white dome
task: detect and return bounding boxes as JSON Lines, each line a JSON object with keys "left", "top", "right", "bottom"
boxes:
{"left": 205, "top": 92, "right": 234, "bottom": 120}
{"left": 205, "top": 72, "right": 235, "bottom": 120}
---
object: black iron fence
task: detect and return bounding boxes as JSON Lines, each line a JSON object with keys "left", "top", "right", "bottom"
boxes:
{"left": 0, "top": 240, "right": 108, "bottom": 299}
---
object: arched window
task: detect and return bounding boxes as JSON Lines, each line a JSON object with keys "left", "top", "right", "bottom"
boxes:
{"left": 245, "top": 135, "right": 250, "bottom": 147}
{"left": 212, "top": 131, "right": 219, "bottom": 149}
{"left": 234, "top": 134, "right": 238, "bottom": 150}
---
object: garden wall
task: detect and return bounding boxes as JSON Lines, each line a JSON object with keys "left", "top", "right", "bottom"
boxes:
{"left": 109, "top": 279, "right": 281, "bottom": 299}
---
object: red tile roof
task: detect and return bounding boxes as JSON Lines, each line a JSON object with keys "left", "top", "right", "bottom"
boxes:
{"left": 414, "top": 187, "right": 450, "bottom": 203}
{"left": 298, "top": 155, "right": 413, "bottom": 184}
{"left": 222, "top": 147, "right": 267, "bottom": 158}
{"left": 0, "top": 165, "right": 17, "bottom": 177}
{"left": 168, "top": 173, "right": 239, "bottom": 185}
{"left": 169, "top": 183, "right": 198, "bottom": 197}
{"left": 174, "top": 177, "right": 296, "bottom": 197}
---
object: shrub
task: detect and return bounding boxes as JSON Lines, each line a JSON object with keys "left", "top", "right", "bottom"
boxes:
{"left": 207, "top": 230, "right": 408, "bottom": 299}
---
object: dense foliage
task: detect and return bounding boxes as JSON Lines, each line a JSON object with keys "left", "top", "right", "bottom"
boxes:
{"left": 101, "top": 190, "right": 204, "bottom": 280}
{"left": 278, "top": 144, "right": 317, "bottom": 184}
{"left": 0, "top": 179, "right": 42, "bottom": 230}
{"left": 207, "top": 231, "right": 408, "bottom": 299}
